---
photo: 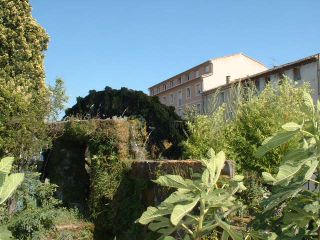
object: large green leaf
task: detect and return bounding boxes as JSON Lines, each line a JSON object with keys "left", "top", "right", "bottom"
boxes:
{"left": 245, "top": 230, "right": 277, "bottom": 240}
{"left": 211, "top": 151, "right": 225, "bottom": 185}
{"left": 136, "top": 207, "right": 172, "bottom": 225}
{"left": 148, "top": 217, "right": 172, "bottom": 232}
{"left": 163, "top": 189, "right": 194, "bottom": 205}
{"left": 256, "top": 130, "right": 299, "bottom": 157}
{"left": 0, "top": 173, "right": 24, "bottom": 204}
{"left": 153, "top": 175, "right": 195, "bottom": 190}
{"left": 170, "top": 197, "right": 200, "bottom": 226}
{"left": 281, "top": 122, "right": 301, "bottom": 131}
{"left": 262, "top": 161, "right": 318, "bottom": 212}
{"left": 163, "top": 237, "right": 175, "bottom": 240}
{"left": 264, "top": 156, "right": 317, "bottom": 186}
{"left": 215, "top": 214, "right": 243, "bottom": 240}
{"left": 0, "top": 157, "right": 14, "bottom": 174}
{"left": 301, "top": 92, "right": 314, "bottom": 115}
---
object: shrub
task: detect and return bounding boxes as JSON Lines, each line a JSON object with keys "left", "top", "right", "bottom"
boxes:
{"left": 251, "top": 92, "right": 320, "bottom": 239}
{"left": 183, "top": 79, "right": 310, "bottom": 174}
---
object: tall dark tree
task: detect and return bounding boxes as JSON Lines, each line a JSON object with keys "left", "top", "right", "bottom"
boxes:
{"left": 65, "top": 87, "right": 186, "bottom": 158}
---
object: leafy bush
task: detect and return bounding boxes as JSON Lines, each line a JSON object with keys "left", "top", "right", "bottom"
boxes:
{"left": 8, "top": 207, "right": 56, "bottom": 240}
{"left": 183, "top": 79, "right": 310, "bottom": 174}
{"left": 137, "top": 149, "right": 246, "bottom": 240}
{"left": 251, "top": 92, "right": 320, "bottom": 239}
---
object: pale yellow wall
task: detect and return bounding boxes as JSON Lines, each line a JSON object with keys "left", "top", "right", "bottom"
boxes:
{"left": 202, "top": 54, "right": 267, "bottom": 91}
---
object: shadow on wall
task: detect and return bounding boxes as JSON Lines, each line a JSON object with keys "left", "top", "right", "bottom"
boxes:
{"left": 42, "top": 137, "right": 90, "bottom": 211}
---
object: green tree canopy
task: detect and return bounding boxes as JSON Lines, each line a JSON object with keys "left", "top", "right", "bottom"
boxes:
{"left": 0, "top": 0, "right": 51, "bottom": 161}
{"left": 0, "top": 0, "right": 49, "bottom": 87}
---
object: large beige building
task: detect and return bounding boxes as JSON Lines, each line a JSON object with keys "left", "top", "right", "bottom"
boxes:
{"left": 149, "top": 53, "right": 267, "bottom": 116}
{"left": 203, "top": 53, "right": 320, "bottom": 113}
{"left": 149, "top": 53, "right": 320, "bottom": 116}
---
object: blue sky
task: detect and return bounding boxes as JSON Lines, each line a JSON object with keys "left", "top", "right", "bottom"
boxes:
{"left": 30, "top": 0, "right": 320, "bottom": 108}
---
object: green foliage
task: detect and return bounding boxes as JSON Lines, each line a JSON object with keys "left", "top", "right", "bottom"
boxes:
{"left": 183, "top": 108, "right": 227, "bottom": 159}
{"left": 6, "top": 172, "right": 92, "bottom": 240}
{"left": 5, "top": 172, "right": 59, "bottom": 239}
{"left": 8, "top": 207, "right": 56, "bottom": 240}
{"left": 237, "top": 172, "right": 269, "bottom": 216}
{"left": 65, "top": 87, "right": 186, "bottom": 158}
{"left": 0, "top": 0, "right": 51, "bottom": 162}
{"left": 48, "top": 78, "right": 69, "bottom": 122}
{"left": 0, "top": 0, "right": 49, "bottom": 86}
{"left": 0, "top": 157, "right": 24, "bottom": 238}
{"left": 183, "top": 79, "right": 310, "bottom": 173}
{"left": 0, "top": 157, "right": 24, "bottom": 204}
{"left": 252, "top": 92, "right": 320, "bottom": 239}
{"left": 137, "top": 149, "right": 245, "bottom": 240}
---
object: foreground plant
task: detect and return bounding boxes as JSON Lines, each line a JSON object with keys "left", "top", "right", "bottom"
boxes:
{"left": 0, "top": 157, "right": 24, "bottom": 240}
{"left": 0, "top": 157, "right": 24, "bottom": 205}
{"left": 136, "top": 149, "right": 246, "bottom": 240}
{"left": 253, "top": 92, "right": 320, "bottom": 239}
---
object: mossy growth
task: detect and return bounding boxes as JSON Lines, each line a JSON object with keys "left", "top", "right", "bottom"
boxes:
{"left": 44, "top": 118, "right": 153, "bottom": 239}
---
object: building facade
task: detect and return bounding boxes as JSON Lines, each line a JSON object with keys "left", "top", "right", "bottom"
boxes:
{"left": 149, "top": 53, "right": 267, "bottom": 116}
{"left": 149, "top": 53, "right": 320, "bottom": 116}
{"left": 203, "top": 53, "right": 320, "bottom": 113}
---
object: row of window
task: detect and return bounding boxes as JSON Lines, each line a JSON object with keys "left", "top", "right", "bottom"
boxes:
{"left": 161, "top": 84, "right": 202, "bottom": 106}
{"left": 151, "top": 64, "right": 211, "bottom": 96}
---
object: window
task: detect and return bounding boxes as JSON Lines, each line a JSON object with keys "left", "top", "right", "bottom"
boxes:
{"left": 162, "top": 96, "right": 166, "bottom": 103}
{"left": 278, "top": 72, "right": 285, "bottom": 80}
{"left": 188, "top": 72, "right": 194, "bottom": 80}
{"left": 157, "top": 87, "right": 160, "bottom": 93}
{"left": 181, "top": 75, "right": 187, "bottom": 82}
{"left": 178, "top": 108, "right": 183, "bottom": 117}
{"left": 186, "top": 87, "right": 191, "bottom": 99}
{"left": 219, "top": 91, "right": 225, "bottom": 104}
{"left": 178, "top": 91, "right": 182, "bottom": 106}
{"left": 265, "top": 76, "right": 271, "bottom": 85}
{"left": 177, "top": 78, "right": 182, "bottom": 84}
{"left": 293, "top": 67, "right": 301, "bottom": 81}
{"left": 163, "top": 84, "right": 167, "bottom": 91}
{"left": 204, "top": 65, "right": 210, "bottom": 73}
{"left": 169, "top": 80, "right": 174, "bottom": 87}
{"left": 196, "top": 84, "right": 201, "bottom": 96}
{"left": 170, "top": 94, "right": 174, "bottom": 103}
{"left": 278, "top": 72, "right": 285, "bottom": 85}
{"left": 196, "top": 103, "right": 201, "bottom": 114}
{"left": 226, "top": 76, "right": 231, "bottom": 84}
{"left": 195, "top": 70, "right": 200, "bottom": 78}
{"left": 255, "top": 79, "right": 260, "bottom": 91}
{"left": 150, "top": 89, "right": 154, "bottom": 96}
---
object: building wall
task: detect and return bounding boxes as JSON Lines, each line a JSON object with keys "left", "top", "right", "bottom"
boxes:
{"left": 204, "top": 59, "right": 320, "bottom": 112}
{"left": 202, "top": 54, "right": 267, "bottom": 91}
{"left": 156, "top": 78, "right": 203, "bottom": 116}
